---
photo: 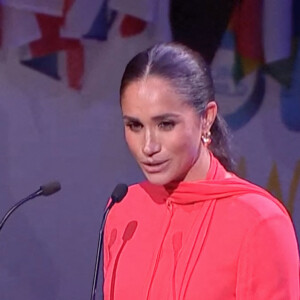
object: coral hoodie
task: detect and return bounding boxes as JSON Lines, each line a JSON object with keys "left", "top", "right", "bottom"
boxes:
{"left": 103, "top": 155, "right": 299, "bottom": 299}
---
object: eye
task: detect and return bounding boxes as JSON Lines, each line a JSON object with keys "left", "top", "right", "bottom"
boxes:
{"left": 125, "top": 121, "right": 143, "bottom": 132}
{"left": 158, "top": 120, "right": 176, "bottom": 131}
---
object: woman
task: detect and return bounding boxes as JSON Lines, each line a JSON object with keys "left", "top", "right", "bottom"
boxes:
{"left": 103, "top": 43, "right": 299, "bottom": 299}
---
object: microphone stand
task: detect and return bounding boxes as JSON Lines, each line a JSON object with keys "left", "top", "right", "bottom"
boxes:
{"left": 0, "top": 189, "right": 42, "bottom": 231}
{"left": 90, "top": 183, "right": 127, "bottom": 300}
{"left": 0, "top": 181, "right": 61, "bottom": 232}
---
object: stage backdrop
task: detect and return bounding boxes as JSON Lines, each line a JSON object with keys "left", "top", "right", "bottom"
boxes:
{"left": 0, "top": 6, "right": 299, "bottom": 300}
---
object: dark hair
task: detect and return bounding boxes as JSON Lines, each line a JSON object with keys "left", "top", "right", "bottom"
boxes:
{"left": 120, "top": 42, "right": 235, "bottom": 172}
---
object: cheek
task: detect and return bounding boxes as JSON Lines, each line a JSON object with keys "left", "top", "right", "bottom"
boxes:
{"left": 165, "top": 132, "right": 201, "bottom": 163}
{"left": 124, "top": 131, "right": 140, "bottom": 157}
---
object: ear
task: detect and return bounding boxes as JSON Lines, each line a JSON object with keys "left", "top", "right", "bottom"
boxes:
{"left": 202, "top": 101, "right": 218, "bottom": 132}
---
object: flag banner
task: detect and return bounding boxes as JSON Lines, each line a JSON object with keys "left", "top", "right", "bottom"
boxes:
{"left": 30, "top": 13, "right": 78, "bottom": 57}
{"left": 21, "top": 53, "right": 60, "bottom": 80}
{"left": 20, "top": 1, "right": 85, "bottom": 90}
{"left": 231, "top": 0, "right": 263, "bottom": 62}
{"left": 109, "top": 0, "right": 158, "bottom": 22}
{"left": 1, "top": 0, "right": 170, "bottom": 90}
{"left": 117, "top": 0, "right": 171, "bottom": 40}
{"left": 21, "top": 40, "right": 84, "bottom": 90}
{"left": 120, "top": 15, "right": 147, "bottom": 38}
{"left": 1, "top": 0, "right": 64, "bottom": 16}
{"left": 83, "top": 0, "right": 117, "bottom": 41}
{"left": 230, "top": 0, "right": 264, "bottom": 80}
{"left": 229, "top": 0, "right": 295, "bottom": 84}
{"left": 61, "top": 0, "right": 105, "bottom": 39}
{"left": 1, "top": 5, "right": 41, "bottom": 49}
{"left": 263, "top": 0, "right": 292, "bottom": 64}
{"left": 66, "top": 42, "right": 84, "bottom": 90}
{"left": 260, "top": 0, "right": 296, "bottom": 86}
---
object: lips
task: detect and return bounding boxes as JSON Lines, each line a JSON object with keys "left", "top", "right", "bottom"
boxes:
{"left": 141, "top": 160, "right": 168, "bottom": 173}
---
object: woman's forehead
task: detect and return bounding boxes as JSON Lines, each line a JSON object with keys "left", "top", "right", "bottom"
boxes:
{"left": 121, "top": 76, "right": 189, "bottom": 108}
{"left": 121, "top": 79, "right": 200, "bottom": 123}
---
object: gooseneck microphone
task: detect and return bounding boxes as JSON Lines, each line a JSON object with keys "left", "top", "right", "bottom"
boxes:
{"left": 90, "top": 183, "right": 128, "bottom": 300}
{"left": 0, "top": 181, "right": 61, "bottom": 231}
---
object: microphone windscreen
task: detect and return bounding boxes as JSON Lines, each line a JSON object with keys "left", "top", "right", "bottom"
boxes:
{"left": 40, "top": 181, "right": 61, "bottom": 196}
{"left": 111, "top": 183, "right": 128, "bottom": 204}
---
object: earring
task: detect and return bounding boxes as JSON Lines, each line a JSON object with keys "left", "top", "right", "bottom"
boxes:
{"left": 201, "top": 131, "right": 211, "bottom": 147}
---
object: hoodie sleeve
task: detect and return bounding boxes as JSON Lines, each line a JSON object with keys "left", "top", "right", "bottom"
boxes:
{"left": 236, "top": 215, "right": 300, "bottom": 299}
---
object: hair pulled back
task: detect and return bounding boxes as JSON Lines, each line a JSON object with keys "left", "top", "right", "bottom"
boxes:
{"left": 120, "top": 43, "right": 234, "bottom": 172}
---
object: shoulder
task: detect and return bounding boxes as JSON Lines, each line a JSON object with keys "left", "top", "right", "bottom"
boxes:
{"left": 233, "top": 192, "right": 288, "bottom": 221}
{"left": 213, "top": 178, "right": 292, "bottom": 236}
{"left": 214, "top": 188, "right": 298, "bottom": 260}
{"left": 219, "top": 173, "right": 290, "bottom": 223}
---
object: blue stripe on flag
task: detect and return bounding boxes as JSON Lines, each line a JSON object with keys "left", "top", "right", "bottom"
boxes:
{"left": 21, "top": 54, "right": 60, "bottom": 80}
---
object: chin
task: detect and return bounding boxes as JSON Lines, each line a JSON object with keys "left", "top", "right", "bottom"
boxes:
{"left": 145, "top": 173, "right": 174, "bottom": 186}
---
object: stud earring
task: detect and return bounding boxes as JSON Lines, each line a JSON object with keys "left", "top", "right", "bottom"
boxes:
{"left": 201, "top": 131, "right": 211, "bottom": 147}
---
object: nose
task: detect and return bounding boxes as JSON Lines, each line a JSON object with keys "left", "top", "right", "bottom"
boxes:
{"left": 142, "top": 129, "right": 161, "bottom": 156}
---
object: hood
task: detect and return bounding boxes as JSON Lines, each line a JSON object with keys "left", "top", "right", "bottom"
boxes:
{"left": 140, "top": 153, "right": 288, "bottom": 215}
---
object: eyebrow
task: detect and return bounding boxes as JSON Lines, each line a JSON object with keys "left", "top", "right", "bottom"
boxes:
{"left": 122, "top": 116, "right": 140, "bottom": 122}
{"left": 123, "top": 113, "right": 181, "bottom": 122}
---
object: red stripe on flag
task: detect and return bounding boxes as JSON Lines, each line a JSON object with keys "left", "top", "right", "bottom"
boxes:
{"left": 30, "top": 14, "right": 78, "bottom": 57}
{"left": 66, "top": 43, "right": 84, "bottom": 90}
{"left": 30, "top": 0, "right": 76, "bottom": 57}
{"left": 31, "top": 14, "right": 65, "bottom": 57}
{"left": 120, "top": 15, "right": 147, "bottom": 37}
{"left": 62, "top": 0, "right": 75, "bottom": 24}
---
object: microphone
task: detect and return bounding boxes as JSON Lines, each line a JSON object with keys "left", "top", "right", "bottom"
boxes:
{"left": 109, "top": 183, "right": 128, "bottom": 208}
{"left": 90, "top": 183, "right": 128, "bottom": 300}
{"left": 0, "top": 181, "right": 61, "bottom": 231}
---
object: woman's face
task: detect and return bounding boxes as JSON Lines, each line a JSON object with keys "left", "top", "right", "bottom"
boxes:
{"left": 121, "top": 76, "right": 209, "bottom": 186}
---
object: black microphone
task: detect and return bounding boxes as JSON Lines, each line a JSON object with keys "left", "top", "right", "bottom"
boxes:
{"left": 0, "top": 181, "right": 61, "bottom": 231}
{"left": 90, "top": 183, "right": 128, "bottom": 300}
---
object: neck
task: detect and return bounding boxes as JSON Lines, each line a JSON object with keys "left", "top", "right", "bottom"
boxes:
{"left": 185, "top": 147, "right": 211, "bottom": 181}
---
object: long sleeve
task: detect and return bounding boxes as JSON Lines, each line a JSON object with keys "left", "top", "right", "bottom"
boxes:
{"left": 236, "top": 215, "right": 300, "bottom": 299}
